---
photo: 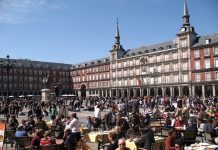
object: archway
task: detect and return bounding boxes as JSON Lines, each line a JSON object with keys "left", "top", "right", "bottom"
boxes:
{"left": 124, "top": 89, "right": 128, "bottom": 98}
{"left": 182, "top": 86, "right": 189, "bottom": 96}
{"left": 205, "top": 85, "right": 212, "bottom": 97}
{"left": 118, "top": 89, "right": 122, "bottom": 98}
{"left": 136, "top": 89, "right": 140, "bottom": 97}
{"left": 158, "top": 88, "right": 162, "bottom": 97}
{"left": 150, "top": 88, "right": 155, "bottom": 96}
{"left": 112, "top": 90, "right": 116, "bottom": 97}
{"left": 174, "top": 87, "right": 179, "bottom": 97}
{"left": 143, "top": 88, "right": 147, "bottom": 96}
{"left": 165, "top": 87, "right": 171, "bottom": 97}
{"left": 195, "top": 86, "right": 202, "bottom": 97}
{"left": 130, "top": 89, "right": 134, "bottom": 97}
{"left": 80, "top": 84, "right": 86, "bottom": 97}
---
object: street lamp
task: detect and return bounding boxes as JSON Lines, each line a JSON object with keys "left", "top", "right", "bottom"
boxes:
{"left": 0, "top": 55, "right": 16, "bottom": 100}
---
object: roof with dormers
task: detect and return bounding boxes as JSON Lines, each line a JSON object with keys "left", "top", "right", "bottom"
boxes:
{"left": 125, "top": 40, "right": 177, "bottom": 56}
{"left": 0, "top": 58, "right": 71, "bottom": 70}
{"left": 71, "top": 57, "right": 110, "bottom": 69}
{"left": 192, "top": 32, "right": 218, "bottom": 48}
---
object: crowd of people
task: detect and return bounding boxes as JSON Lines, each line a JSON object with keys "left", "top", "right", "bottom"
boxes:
{"left": 0, "top": 95, "right": 218, "bottom": 150}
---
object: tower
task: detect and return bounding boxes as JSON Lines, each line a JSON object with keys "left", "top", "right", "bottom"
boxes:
{"left": 110, "top": 19, "right": 125, "bottom": 61}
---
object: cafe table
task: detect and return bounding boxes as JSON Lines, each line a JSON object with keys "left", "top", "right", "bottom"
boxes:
{"left": 184, "top": 143, "right": 218, "bottom": 150}
{"left": 125, "top": 136, "right": 165, "bottom": 150}
{"left": 83, "top": 131, "right": 111, "bottom": 143}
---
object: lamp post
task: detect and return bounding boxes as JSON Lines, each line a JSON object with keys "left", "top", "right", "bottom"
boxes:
{"left": 0, "top": 55, "right": 16, "bottom": 100}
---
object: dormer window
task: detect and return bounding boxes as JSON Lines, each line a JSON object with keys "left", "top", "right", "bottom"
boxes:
{"left": 145, "top": 50, "right": 149, "bottom": 53}
{"left": 205, "top": 39, "right": 211, "bottom": 45}
{"left": 138, "top": 51, "right": 142, "bottom": 55}
{"left": 98, "top": 61, "right": 101, "bottom": 63}
{"left": 126, "top": 54, "right": 129, "bottom": 57}
{"left": 152, "top": 48, "right": 156, "bottom": 52}
{"left": 91, "top": 62, "right": 94, "bottom": 65}
{"left": 167, "top": 45, "right": 172, "bottom": 49}
{"left": 159, "top": 47, "right": 163, "bottom": 50}
{"left": 132, "top": 53, "right": 135, "bottom": 56}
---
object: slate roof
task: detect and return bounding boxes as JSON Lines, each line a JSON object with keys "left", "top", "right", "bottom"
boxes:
{"left": 125, "top": 40, "right": 177, "bottom": 56}
{"left": 192, "top": 32, "right": 218, "bottom": 48}
{"left": 0, "top": 58, "right": 71, "bottom": 70}
{"left": 71, "top": 57, "right": 110, "bottom": 69}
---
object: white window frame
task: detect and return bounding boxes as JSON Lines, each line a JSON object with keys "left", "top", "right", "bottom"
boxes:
{"left": 194, "top": 50, "right": 200, "bottom": 58}
{"left": 205, "top": 59, "right": 210, "bottom": 69}
{"left": 195, "top": 61, "right": 200, "bottom": 69}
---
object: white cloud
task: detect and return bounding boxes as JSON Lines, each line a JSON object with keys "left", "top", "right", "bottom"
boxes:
{"left": 0, "top": 0, "right": 63, "bottom": 23}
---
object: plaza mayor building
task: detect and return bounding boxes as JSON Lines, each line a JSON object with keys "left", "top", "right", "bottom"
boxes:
{"left": 71, "top": 0, "right": 218, "bottom": 98}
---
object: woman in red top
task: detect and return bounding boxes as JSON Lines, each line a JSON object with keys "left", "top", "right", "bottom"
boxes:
{"left": 174, "top": 116, "right": 187, "bottom": 128}
{"left": 165, "top": 128, "right": 177, "bottom": 150}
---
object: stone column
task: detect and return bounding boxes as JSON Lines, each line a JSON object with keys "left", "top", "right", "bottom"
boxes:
{"left": 188, "top": 85, "right": 191, "bottom": 96}
{"left": 147, "top": 88, "right": 150, "bottom": 96}
{"left": 202, "top": 85, "right": 205, "bottom": 98}
{"left": 162, "top": 87, "right": 164, "bottom": 97}
{"left": 178, "top": 86, "right": 181, "bottom": 97}
{"left": 170, "top": 87, "right": 173, "bottom": 97}
{"left": 212, "top": 84, "right": 216, "bottom": 96}
{"left": 192, "top": 86, "right": 195, "bottom": 96}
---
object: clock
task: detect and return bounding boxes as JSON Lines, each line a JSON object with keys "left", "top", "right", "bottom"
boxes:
{"left": 181, "top": 27, "right": 186, "bottom": 32}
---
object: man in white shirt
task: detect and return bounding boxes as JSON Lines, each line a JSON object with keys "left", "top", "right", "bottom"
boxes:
{"left": 94, "top": 104, "right": 101, "bottom": 120}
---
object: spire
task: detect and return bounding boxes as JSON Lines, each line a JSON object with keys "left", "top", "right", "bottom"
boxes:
{"left": 183, "top": 0, "right": 190, "bottom": 26}
{"left": 115, "top": 18, "right": 120, "bottom": 45}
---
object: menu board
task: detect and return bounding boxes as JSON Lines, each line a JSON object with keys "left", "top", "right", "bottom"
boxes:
{"left": 0, "top": 122, "right": 5, "bottom": 150}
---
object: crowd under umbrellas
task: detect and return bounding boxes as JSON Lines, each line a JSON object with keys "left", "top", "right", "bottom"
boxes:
{"left": 0, "top": 95, "right": 218, "bottom": 150}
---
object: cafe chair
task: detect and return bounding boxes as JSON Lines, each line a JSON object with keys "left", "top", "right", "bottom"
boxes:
{"left": 15, "top": 136, "right": 32, "bottom": 150}
{"left": 97, "top": 134, "right": 110, "bottom": 150}
{"left": 183, "top": 130, "right": 197, "bottom": 146}
{"left": 151, "top": 142, "right": 162, "bottom": 150}
{"left": 160, "top": 128, "right": 169, "bottom": 137}
{"left": 204, "top": 131, "right": 215, "bottom": 144}
{"left": 3, "top": 130, "right": 16, "bottom": 150}
{"left": 39, "top": 144, "right": 58, "bottom": 150}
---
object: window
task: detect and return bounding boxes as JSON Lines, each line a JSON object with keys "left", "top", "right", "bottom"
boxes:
{"left": 173, "top": 63, "right": 178, "bottom": 71}
{"left": 214, "top": 47, "right": 218, "bottom": 55}
{"left": 165, "top": 64, "right": 169, "bottom": 72}
{"left": 215, "top": 59, "right": 218, "bottom": 67}
{"left": 181, "top": 39, "right": 187, "bottom": 47}
{"left": 182, "top": 62, "right": 188, "bottom": 70}
{"left": 157, "top": 65, "right": 161, "bottom": 72}
{"left": 183, "top": 74, "right": 188, "bottom": 82}
{"left": 164, "top": 54, "right": 169, "bottom": 61}
{"left": 174, "top": 75, "right": 178, "bottom": 82}
{"left": 157, "top": 55, "right": 161, "bottom": 62}
{"left": 194, "top": 50, "right": 200, "bottom": 58}
{"left": 157, "top": 76, "right": 162, "bottom": 83}
{"left": 182, "top": 51, "right": 187, "bottom": 58}
{"left": 166, "top": 76, "right": 170, "bottom": 83}
{"left": 204, "top": 48, "right": 210, "bottom": 56}
{"left": 195, "top": 61, "right": 200, "bottom": 69}
{"left": 205, "top": 72, "right": 211, "bottom": 81}
{"left": 205, "top": 59, "right": 210, "bottom": 68}
{"left": 173, "top": 53, "right": 177, "bottom": 59}
{"left": 216, "top": 72, "right": 218, "bottom": 80}
{"left": 195, "top": 73, "right": 200, "bottom": 82}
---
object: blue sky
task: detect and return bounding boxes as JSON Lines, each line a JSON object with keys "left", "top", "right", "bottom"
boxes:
{"left": 0, "top": 0, "right": 217, "bottom": 64}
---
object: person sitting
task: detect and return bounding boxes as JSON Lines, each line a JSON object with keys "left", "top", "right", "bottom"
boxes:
{"left": 35, "top": 116, "right": 48, "bottom": 131}
{"left": 31, "top": 129, "right": 44, "bottom": 149}
{"left": 135, "top": 127, "right": 155, "bottom": 150}
{"left": 7, "top": 114, "right": 18, "bottom": 130}
{"left": 85, "top": 116, "right": 93, "bottom": 130}
{"left": 15, "top": 126, "right": 28, "bottom": 137}
{"left": 174, "top": 138, "right": 185, "bottom": 150}
{"left": 116, "top": 138, "right": 130, "bottom": 150}
{"left": 116, "top": 113, "right": 130, "bottom": 139}
{"left": 107, "top": 132, "right": 118, "bottom": 150}
{"left": 40, "top": 130, "right": 56, "bottom": 145}
{"left": 63, "top": 128, "right": 77, "bottom": 150}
